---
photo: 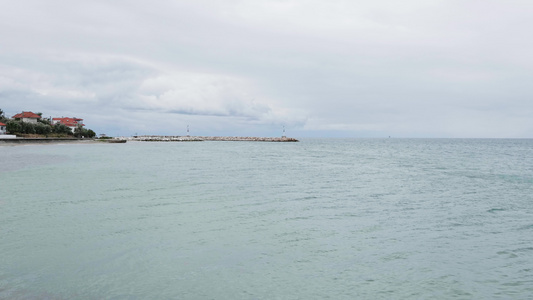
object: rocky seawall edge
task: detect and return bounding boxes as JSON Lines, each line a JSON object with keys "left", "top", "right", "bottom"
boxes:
{"left": 126, "top": 136, "right": 298, "bottom": 142}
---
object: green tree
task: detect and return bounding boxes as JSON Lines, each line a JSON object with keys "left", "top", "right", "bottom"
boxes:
{"left": 35, "top": 123, "right": 52, "bottom": 135}
{"left": 74, "top": 125, "right": 84, "bottom": 138}
{"left": 43, "top": 124, "right": 52, "bottom": 135}
{"left": 21, "top": 122, "right": 36, "bottom": 134}
{"left": 87, "top": 129, "right": 96, "bottom": 138}
{"left": 74, "top": 125, "right": 96, "bottom": 138}
{"left": 0, "top": 108, "right": 6, "bottom": 123}
{"left": 53, "top": 124, "right": 72, "bottom": 135}
{"left": 6, "top": 120, "right": 22, "bottom": 134}
{"left": 38, "top": 118, "right": 51, "bottom": 125}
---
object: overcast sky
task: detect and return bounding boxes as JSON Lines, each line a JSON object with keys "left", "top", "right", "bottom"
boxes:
{"left": 1, "top": 0, "right": 533, "bottom": 137}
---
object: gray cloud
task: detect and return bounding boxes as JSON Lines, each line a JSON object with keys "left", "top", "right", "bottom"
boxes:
{"left": 1, "top": 0, "right": 533, "bottom": 137}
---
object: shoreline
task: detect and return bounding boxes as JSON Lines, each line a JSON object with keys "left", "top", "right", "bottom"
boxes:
{"left": 0, "top": 138, "right": 99, "bottom": 145}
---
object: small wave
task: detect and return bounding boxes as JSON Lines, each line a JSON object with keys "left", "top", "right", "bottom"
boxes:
{"left": 498, "top": 174, "right": 533, "bottom": 183}
{"left": 518, "top": 224, "right": 533, "bottom": 230}
{"left": 381, "top": 252, "right": 409, "bottom": 262}
{"left": 497, "top": 247, "right": 533, "bottom": 258}
{"left": 284, "top": 216, "right": 310, "bottom": 221}
{"left": 497, "top": 251, "right": 518, "bottom": 258}
{"left": 299, "top": 196, "right": 319, "bottom": 200}
{"left": 512, "top": 247, "right": 533, "bottom": 253}
{"left": 138, "top": 202, "right": 177, "bottom": 208}
{"left": 487, "top": 208, "right": 506, "bottom": 213}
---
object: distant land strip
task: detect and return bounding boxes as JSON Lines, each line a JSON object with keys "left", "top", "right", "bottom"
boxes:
{"left": 128, "top": 135, "right": 299, "bottom": 142}
{"left": 0, "top": 138, "right": 82, "bottom": 144}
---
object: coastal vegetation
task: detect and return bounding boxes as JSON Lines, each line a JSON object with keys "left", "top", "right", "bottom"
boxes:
{"left": 0, "top": 108, "right": 96, "bottom": 138}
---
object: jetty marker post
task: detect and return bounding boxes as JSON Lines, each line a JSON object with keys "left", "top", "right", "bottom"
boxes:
{"left": 282, "top": 125, "right": 286, "bottom": 138}
{"left": 187, "top": 125, "right": 190, "bottom": 137}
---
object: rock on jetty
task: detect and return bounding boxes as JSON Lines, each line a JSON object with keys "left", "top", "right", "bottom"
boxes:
{"left": 128, "top": 136, "right": 203, "bottom": 142}
{"left": 125, "top": 135, "right": 298, "bottom": 142}
{"left": 201, "top": 136, "right": 298, "bottom": 142}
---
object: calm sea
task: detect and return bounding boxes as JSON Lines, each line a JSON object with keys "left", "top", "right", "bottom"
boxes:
{"left": 1, "top": 139, "right": 532, "bottom": 299}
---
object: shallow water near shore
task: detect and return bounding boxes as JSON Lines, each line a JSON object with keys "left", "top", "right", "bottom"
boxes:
{"left": 1, "top": 139, "right": 532, "bottom": 299}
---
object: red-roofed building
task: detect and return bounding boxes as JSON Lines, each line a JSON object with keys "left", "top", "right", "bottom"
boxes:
{"left": 52, "top": 117, "right": 84, "bottom": 132}
{"left": 12, "top": 111, "right": 42, "bottom": 124}
{"left": 0, "top": 122, "right": 6, "bottom": 134}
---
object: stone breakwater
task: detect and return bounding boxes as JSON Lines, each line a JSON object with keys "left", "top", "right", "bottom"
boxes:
{"left": 125, "top": 136, "right": 298, "bottom": 142}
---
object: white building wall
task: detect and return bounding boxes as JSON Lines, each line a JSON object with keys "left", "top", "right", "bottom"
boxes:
{"left": 22, "top": 118, "right": 38, "bottom": 124}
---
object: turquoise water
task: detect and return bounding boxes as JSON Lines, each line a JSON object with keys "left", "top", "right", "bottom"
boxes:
{"left": 1, "top": 139, "right": 532, "bottom": 299}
